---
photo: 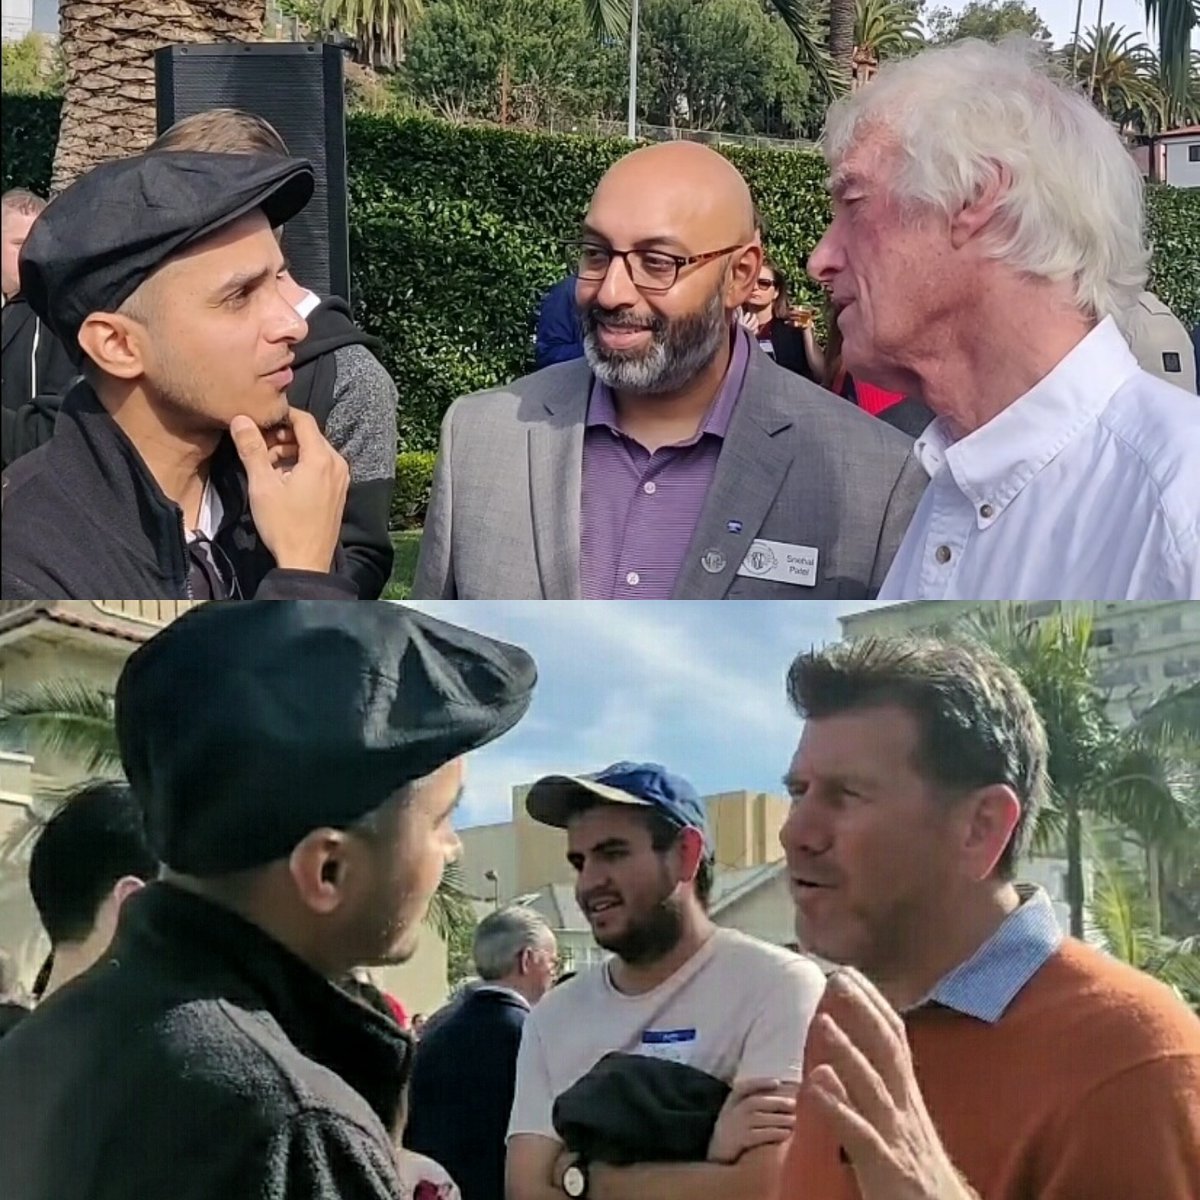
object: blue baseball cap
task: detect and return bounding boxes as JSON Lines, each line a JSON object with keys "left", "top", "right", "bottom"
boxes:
{"left": 526, "top": 761, "right": 710, "bottom": 850}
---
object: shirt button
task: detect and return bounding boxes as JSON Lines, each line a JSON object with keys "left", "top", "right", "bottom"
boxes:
{"left": 935, "top": 545, "right": 952, "bottom": 564}
{"left": 980, "top": 504, "right": 994, "bottom": 519}
{"left": 626, "top": 571, "right": 640, "bottom": 586}
{"left": 643, "top": 481, "right": 657, "bottom": 495}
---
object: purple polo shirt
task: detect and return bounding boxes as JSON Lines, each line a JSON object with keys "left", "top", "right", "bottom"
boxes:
{"left": 579, "top": 326, "right": 752, "bottom": 599}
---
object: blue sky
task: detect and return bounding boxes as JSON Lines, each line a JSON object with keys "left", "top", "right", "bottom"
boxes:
{"left": 405, "top": 601, "right": 888, "bottom": 829}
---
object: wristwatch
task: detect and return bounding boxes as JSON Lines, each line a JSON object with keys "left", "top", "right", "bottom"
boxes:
{"left": 562, "top": 1159, "right": 589, "bottom": 1198}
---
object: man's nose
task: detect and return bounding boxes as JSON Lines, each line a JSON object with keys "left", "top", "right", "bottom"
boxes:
{"left": 595, "top": 253, "right": 641, "bottom": 310}
{"left": 807, "top": 227, "right": 842, "bottom": 287}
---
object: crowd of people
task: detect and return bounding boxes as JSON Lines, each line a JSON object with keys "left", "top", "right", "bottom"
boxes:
{"left": 1, "top": 37, "right": 1197, "bottom": 601}
{"left": 0, "top": 601, "right": 1197, "bottom": 1200}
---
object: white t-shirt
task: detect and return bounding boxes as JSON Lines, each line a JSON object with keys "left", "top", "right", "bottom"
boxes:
{"left": 507, "top": 928, "right": 826, "bottom": 1144}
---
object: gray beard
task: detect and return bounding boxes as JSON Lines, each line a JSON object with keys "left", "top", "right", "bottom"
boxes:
{"left": 581, "top": 286, "right": 730, "bottom": 395}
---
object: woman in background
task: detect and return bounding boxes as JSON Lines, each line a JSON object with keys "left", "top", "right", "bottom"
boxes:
{"left": 739, "top": 258, "right": 817, "bottom": 379}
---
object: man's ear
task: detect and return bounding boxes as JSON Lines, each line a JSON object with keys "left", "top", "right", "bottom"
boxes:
{"left": 76, "top": 311, "right": 149, "bottom": 382}
{"left": 950, "top": 161, "right": 1012, "bottom": 250}
{"left": 959, "top": 784, "right": 1021, "bottom": 881}
{"left": 288, "top": 828, "right": 355, "bottom": 915}
{"left": 676, "top": 826, "right": 707, "bottom": 885}
{"left": 728, "top": 241, "right": 763, "bottom": 308}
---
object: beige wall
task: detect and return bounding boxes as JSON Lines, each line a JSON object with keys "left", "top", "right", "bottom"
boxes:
{"left": 457, "top": 822, "right": 519, "bottom": 904}
{"left": 372, "top": 925, "right": 450, "bottom": 1019}
{"left": 512, "top": 784, "right": 576, "bottom": 894}
{"left": 708, "top": 792, "right": 790, "bottom": 869}
{"left": 713, "top": 869, "right": 795, "bottom": 946}
{"left": 0, "top": 755, "right": 42, "bottom": 993}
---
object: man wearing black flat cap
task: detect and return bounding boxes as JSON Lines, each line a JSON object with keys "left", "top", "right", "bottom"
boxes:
{"left": 0, "top": 151, "right": 354, "bottom": 600}
{"left": 0, "top": 602, "right": 538, "bottom": 1200}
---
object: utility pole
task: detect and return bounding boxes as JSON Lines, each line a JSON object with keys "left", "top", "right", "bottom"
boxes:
{"left": 626, "top": 0, "right": 640, "bottom": 140}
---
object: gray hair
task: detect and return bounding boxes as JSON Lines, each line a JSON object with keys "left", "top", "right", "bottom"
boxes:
{"left": 821, "top": 37, "right": 1148, "bottom": 327}
{"left": 473, "top": 906, "right": 554, "bottom": 981}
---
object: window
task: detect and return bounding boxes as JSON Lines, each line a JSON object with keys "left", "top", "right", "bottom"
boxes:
{"left": 1090, "top": 627, "right": 1115, "bottom": 648}
{"left": 1162, "top": 614, "right": 1183, "bottom": 635}
{"left": 1190, "top": 144, "right": 1200, "bottom": 163}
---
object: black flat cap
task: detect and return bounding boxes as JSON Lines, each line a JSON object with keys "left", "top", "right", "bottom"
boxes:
{"left": 18, "top": 150, "right": 314, "bottom": 351}
{"left": 114, "top": 602, "right": 537, "bottom": 875}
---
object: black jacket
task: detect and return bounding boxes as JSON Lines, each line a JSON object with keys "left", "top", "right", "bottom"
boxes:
{"left": 0, "top": 884, "right": 412, "bottom": 1200}
{"left": 1, "top": 296, "right": 79, "bottom": 469}
{"left": 404, "top": 986, "right": 529, "bottom": 1200}
{"left": 0, "top": 382, "right": 357, "bottom": 599}
{"left": 289, "top": 296, "right": 395, "bottom": 599}
{"left": 552, "top": 1052, "right": 730, "bottom": 1165}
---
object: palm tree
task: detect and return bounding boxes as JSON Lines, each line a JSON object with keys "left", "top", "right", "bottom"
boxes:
{"left": 0, "top": 679, "right": 478, "bottom": 941}
{"left": 1089, "top": 847, "right": 1200, "bottom": 1011}
{"left": 853, "top": 0, "right": 924, "bottom": 76}
{"left": 1144, "top": 0, "right": 1198, "bottom": 105}
{"left": 52, "top": 0, "right": 266, "bottom": 193}
{"left": 1064, "top": 24, "right": 1169, "bottom": 136}
{"left": 962, "top": 605, "right": 1200, "bottom": 939}
{"left": 581, "top": 0, "right": 846, "bottom": 107}
{"left": 320, "top": 0, "right": 425, "bottom": 68}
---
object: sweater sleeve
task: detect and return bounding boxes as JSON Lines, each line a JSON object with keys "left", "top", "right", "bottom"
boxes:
{"left": 322, "top": 344, "right": 398, "bottom": 599}
{"left": 1040, "top": 1052, "right": 1200, "bottom": 1200}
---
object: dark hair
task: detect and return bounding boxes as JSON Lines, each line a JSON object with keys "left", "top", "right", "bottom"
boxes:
{"left": 786, "top": 637, "right": 1048, "bottom": 879}
{"left": 759, "top": 256, "right": 792, "bottom": 319}
{"left": 28, "top": 781, "right": 159, "bottom": 945}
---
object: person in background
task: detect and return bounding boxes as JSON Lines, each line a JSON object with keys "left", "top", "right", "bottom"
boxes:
{"left": 1, "top": 188, "right": 79, "bottom": 468}
{"left": 28, "top": 780, "right": 160, "bottom": 1000}
{"left": 0, "top": 950, "right": 30, "bottom": 1040}
{"left": 535, "top": 274, "right": 586, "bottom": 370}
{"left": 1125, "top": 290, "right": 1197, "bottom": 394}
{"left": 776, "top": 637, "right": 1200, "bottom": 1200}
{"left": 738, "top": 258, "right": 815, "bottom": 380}
{"left": 808, "top": 39, "right": 1199, "bottom": 599}
{"left": 0, "top": 602, "right": 537, "bottom": 1200}
{"left": 506, "top": 761, "right": 826, "bottom": 1200}
{"left": 406, "top": 906, "right": 559, "bottom": 1200}
{"left": 814, "top": 298, "right": 934, "bottom": 438}
{"left": 149, "top": 109, "right": 399, "bottom": 598}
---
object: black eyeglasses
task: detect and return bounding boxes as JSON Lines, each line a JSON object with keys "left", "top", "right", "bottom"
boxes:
{"left": 756, "top": 277, "right": 778, "bottom": 289}
{"left": 568, "top": 240, "right": 744, "bottom": 294}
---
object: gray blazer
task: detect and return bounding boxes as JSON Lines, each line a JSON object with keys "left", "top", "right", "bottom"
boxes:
{"left": 412, "top": 351, "right": 926, "bottom": 599}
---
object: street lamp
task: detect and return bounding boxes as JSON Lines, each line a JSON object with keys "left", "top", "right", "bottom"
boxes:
{"left": 483, "top": 868, "right": 500, "bottom": 909}
{"left": 627, "top": 0, "right": 640, "bottom": 141}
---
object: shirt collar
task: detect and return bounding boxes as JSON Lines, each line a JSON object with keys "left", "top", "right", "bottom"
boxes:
{"left": 914, "top": 885, "right": 1063, "bottom": 1023}
{"left": 473, "top": 983, "right": 532, "bottom": 1009}
{"left": 912, "top": 318, "right": 1141, "bottom": 529}
{"left": 587, "top": 324, "right": 752, "bottom": 445}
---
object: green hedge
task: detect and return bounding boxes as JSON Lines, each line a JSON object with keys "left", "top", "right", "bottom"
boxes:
{"left": 5, "top": 95, "right": 1199, "bottom": 452}
{"left": 391, "top": 450, "right": 436, "bottom": 530}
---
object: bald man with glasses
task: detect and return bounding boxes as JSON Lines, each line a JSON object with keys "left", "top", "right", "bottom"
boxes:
{"left": 413, "top": 142, "right": 925, "bottom": 600}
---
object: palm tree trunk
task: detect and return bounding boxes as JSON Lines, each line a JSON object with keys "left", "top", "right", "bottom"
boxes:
{"left": 52, "top": 0, "right": 267, "bottom": 194}
{"left": 1066, "top": 795, "right": 1085, "bottom": 939}
{"left": 828, "top": 0, "right": 855, "bottom": 75}
{"left": 1147, "top": 843, "right": 1163, "bottom": 937}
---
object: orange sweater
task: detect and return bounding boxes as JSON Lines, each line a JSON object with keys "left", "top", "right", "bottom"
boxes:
{"left": 780, "top": 939, "right": 1200, "bottom": 1200}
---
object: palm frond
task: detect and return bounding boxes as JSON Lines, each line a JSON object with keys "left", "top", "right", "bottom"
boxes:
{"left": 0, "top": 679, "right": 122, "bottom": 777}
{"left": 581, "top": 0, "right": 633, "bottom": 40}
{"left": 426, "top": 858, "right": 479, "bottom": 944}
{"left": 768, "top": 0, "right": 850, "bottom": 102}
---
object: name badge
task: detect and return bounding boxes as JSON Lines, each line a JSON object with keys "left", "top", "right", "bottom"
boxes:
{"left": 639, "top": 1028, "right": 698, "bottom": 1064}
{"left": 736, "top": 538, "right": 819, "bottom": 587}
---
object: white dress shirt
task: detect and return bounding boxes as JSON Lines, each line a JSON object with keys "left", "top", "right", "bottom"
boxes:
{"left": 879, "top": 318, "right": 1200, "bottom": 600}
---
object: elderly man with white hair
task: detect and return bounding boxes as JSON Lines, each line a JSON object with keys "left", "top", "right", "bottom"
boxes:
{"left": 405, "top": 906, "right": 559, "bottom": 1200}
{"left": 809, "top": 37, "right": 1199, "bottom": 601}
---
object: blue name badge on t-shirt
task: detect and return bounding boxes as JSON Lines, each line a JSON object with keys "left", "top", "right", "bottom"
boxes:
{"left": 639, "top": 1028, "right": 698, "bottom": 1064}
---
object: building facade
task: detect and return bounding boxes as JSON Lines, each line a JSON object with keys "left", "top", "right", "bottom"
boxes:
{"left": 838, "top": 601, "right": 1200, "bottom": 726}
